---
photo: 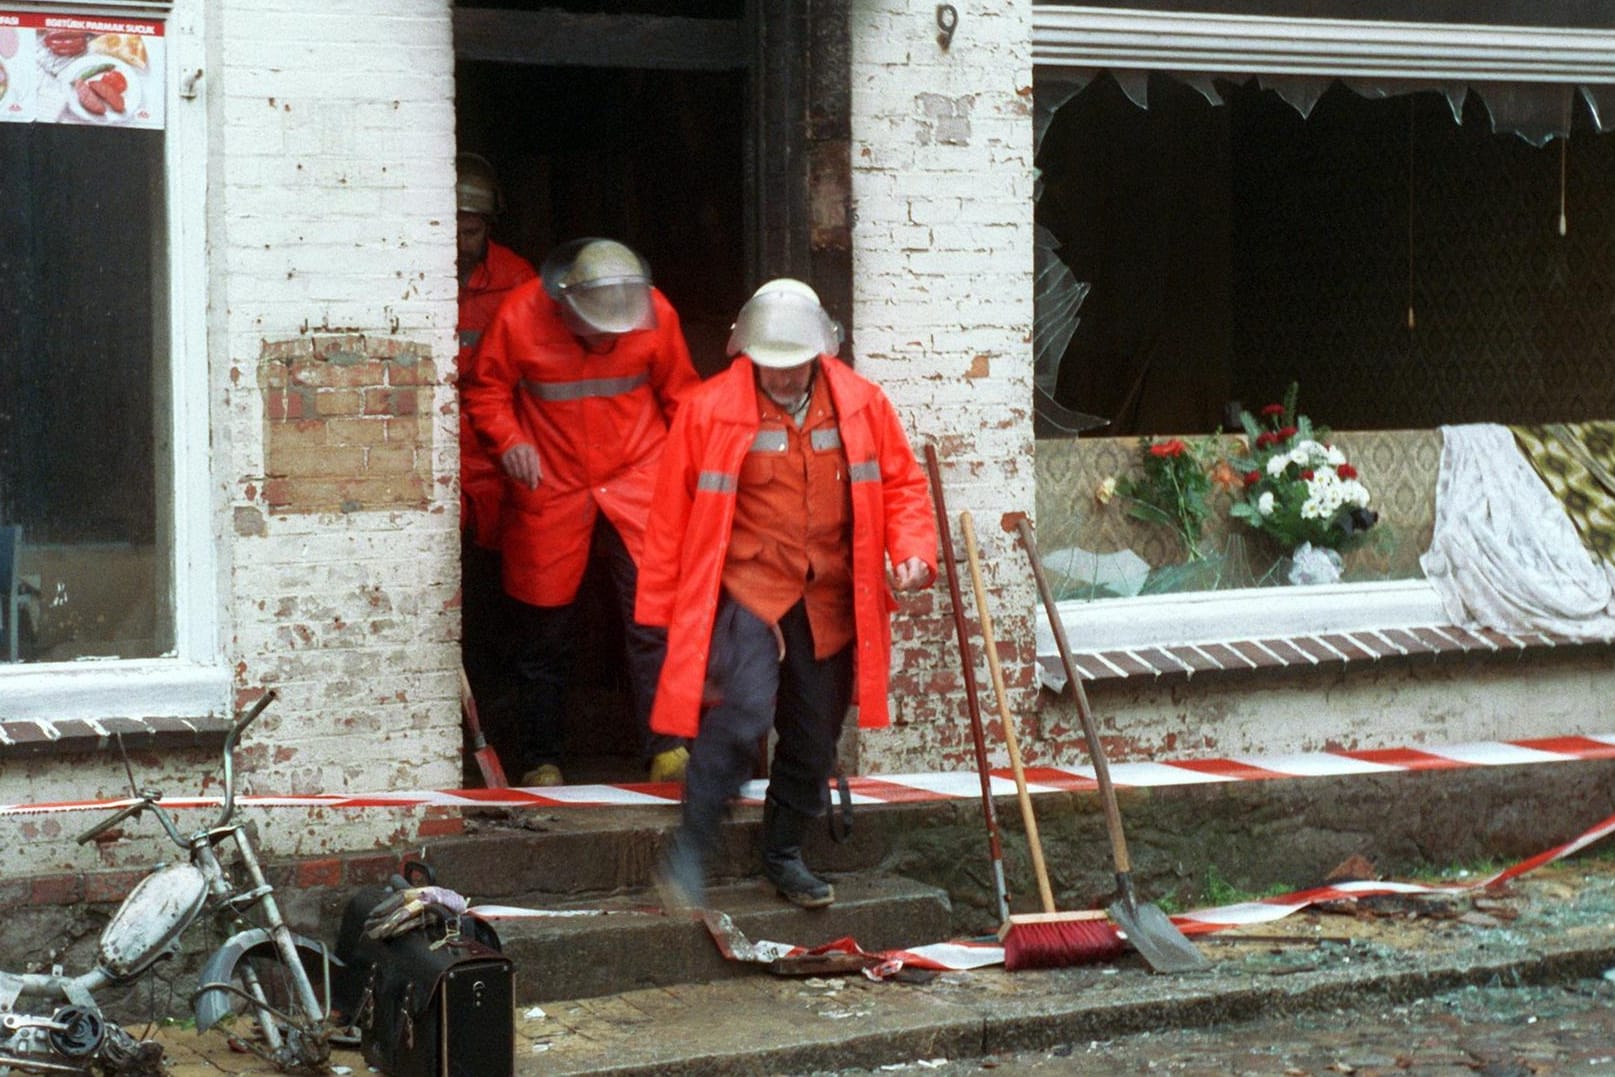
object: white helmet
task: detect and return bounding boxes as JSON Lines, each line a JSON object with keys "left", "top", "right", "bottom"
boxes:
{"left": 726, "top": 278, "right": 840, "bottom": 369}
{"left": 540, "top": 238, "right": 657, "bottom": 337}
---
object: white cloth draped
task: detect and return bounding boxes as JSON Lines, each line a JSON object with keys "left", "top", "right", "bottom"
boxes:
{"left": 1420, "top": 423, "right": 1615, "bottom": 637}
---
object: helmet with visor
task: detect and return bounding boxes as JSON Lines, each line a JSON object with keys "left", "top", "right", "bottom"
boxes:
{"left": 540, "top": 238, "right": 658, "bottom": 338}
{"left": 726, "top": 278, "right": 841, "bottom": 369}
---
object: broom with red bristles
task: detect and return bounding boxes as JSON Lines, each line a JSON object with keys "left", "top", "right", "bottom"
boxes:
{"left": 961, "top": 510, "right": 1125, "bottom": 970}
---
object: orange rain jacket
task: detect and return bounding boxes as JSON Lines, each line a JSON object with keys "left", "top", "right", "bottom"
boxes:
{"left": 463, "top": 279, "right": 699, "bottom": 607}
{"left": 635, "top": 355, "right": 937, "bottom": 738}
{"left": 457, "top": 240, "right": 537, "bottom": 550}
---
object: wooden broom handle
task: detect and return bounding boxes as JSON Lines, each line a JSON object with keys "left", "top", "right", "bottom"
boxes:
{"left": 962, "top": 511, "right": 1057, "bottom": 914}
{"left": 1016, "top": 516, "right": 1133, "bottom": 877}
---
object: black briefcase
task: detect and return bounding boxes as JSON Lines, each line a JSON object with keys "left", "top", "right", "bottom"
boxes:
{"left": 334, "top": 884, "right": 515, "bottom": 1077}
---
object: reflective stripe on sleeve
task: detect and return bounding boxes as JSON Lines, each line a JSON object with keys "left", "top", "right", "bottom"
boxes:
{"left": 849, "top": 460, "right": 880, "bottom": 483}
{"left": 520, "top": 371, "right": 651, "bottom": 402}
{"left": 698, "top": 471, "right": 738, "bottom": 493}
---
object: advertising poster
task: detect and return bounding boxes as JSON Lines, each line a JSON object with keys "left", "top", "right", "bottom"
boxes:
{"left": 0, "top": 10, "right": 165, "bottom": 129}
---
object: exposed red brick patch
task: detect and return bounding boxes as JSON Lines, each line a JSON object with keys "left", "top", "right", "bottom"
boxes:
{"left": 84, "top": 870, "right": 145, "bottom": 905}
{"left": 260, "top": 335, "right": 436, "bottom": 516}
{"left": 417, "top": 815, "right": 466, "bottom": 838}
{"left": 295, "top": 858, "right": 344, "bottom": 889}
{"left": 30, "top": 874, "right": 84, "bottom": 906}
{"left": 344, "top": 854, "right": 402, "bottom": 885}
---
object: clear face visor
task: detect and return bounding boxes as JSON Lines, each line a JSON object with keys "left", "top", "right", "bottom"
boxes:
{"left": 725, "top": 290, "right": 840, "bottom": 368}
{"left": 557, "top": 276, "right": 657, "bottom": 337}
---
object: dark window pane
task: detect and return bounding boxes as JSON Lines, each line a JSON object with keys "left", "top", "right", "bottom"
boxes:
{"left": 0, "top": 122, "right": 168, "bottom": 661}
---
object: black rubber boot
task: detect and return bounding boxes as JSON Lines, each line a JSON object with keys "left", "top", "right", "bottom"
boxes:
{"left": 762, "top": 798, "right": 835, "bottom": 909}
{"left": 656, "top": 827, "right": 709, "bottom": 912}
{"left": 657, "top": 792, "right": 725, "bottom": 912}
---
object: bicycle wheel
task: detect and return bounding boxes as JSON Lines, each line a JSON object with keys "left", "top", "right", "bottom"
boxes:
{"left": 195, "top": 933, "right": 334, "bottom": 1072}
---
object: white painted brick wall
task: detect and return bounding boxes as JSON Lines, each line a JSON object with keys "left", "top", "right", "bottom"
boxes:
{"left": 851, "top": 0, "right": 1041, "bottom": 772}
{"left": 210, "top": 0, "right": 462, "bottom": 855}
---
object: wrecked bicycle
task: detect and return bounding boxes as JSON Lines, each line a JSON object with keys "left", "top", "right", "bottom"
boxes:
{"left": 0, "top": 689, "right": 341, "bottom": 1074}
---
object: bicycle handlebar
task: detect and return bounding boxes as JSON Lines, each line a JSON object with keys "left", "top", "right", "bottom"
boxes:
{"left": 73, "top": 690, "right": 279, "bottom": 845}
{"left": 215, "top": 689, "right": 276, "bottom": 831}
{"left": 75, "top": 800, "right": 151, "bottom": 845}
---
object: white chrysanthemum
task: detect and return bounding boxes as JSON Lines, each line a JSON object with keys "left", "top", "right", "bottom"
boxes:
{"left": 1339, "top": 479, "right": 1371, "bottom": 507}
{"left": 1326, "top": 446, "right": 1346, "bottom": 466}
{"left": 1257, "top": 491, "right": 1275, "bottom": 516}
{"left": 1267, "top": 455, "right": 1289, "bottom": 477}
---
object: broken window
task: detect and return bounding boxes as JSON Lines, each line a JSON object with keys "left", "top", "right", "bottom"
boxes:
{"left": 1036, "top": 72, "right": 1615, "bottom": 440}
{"left": 1030, "top": 10, "right": 1615, "bottom": 659}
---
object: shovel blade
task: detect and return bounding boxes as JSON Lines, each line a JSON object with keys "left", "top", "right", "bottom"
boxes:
{"left": 1109, "top": 895, "right": 1210, "bottom": 973}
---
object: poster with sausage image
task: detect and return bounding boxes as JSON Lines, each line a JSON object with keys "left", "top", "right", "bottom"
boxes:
{"left": 0, "top": 11, "right": 164, "bottom": 129}
{"left": 0, "top": 16, "right": 31, "bottom": 123}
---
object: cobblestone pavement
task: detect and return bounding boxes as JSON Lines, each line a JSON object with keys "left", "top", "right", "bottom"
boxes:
{"left": 826, "top": 978, "right": 1615, "bottom": 1075}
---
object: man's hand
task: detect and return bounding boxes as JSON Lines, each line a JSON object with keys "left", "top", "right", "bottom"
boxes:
{"left": 889, "top": 556, "right": 933, "bottom": 592}
{"left": 500, "top": 443, "right": 542, "bottom": 489}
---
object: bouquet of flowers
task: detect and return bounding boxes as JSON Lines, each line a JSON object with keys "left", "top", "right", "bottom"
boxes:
{"left": 1106, "top": 435, "right": 1217, "bottom": 561}
{"left": 1228, "top": 385, "right": 1378, "bottom": 556}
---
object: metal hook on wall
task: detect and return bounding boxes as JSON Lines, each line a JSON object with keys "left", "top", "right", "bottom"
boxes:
{"left": 936, "top": 4, "right": 958, "bottom": 50}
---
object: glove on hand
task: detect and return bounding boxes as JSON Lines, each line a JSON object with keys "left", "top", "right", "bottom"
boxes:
{"left": 363, "top": 885, "right": 470, "bottom": 940}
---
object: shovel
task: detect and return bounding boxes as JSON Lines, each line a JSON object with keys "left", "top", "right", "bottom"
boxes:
{"left": 1017, "top": 516, "right": 1210, "bottom": 973}
{"left": 459, "top": 666, "right": 508, "bottom": 788}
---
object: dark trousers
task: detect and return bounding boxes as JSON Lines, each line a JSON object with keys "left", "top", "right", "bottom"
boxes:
{"left": 683, "top": 596, "right": 854, "bottom": 829}
{"left": 461, "top": 534, "right": 516, "bottom": 713}
{"left": 510, "top": 514, "right": 676, "bottom": 770}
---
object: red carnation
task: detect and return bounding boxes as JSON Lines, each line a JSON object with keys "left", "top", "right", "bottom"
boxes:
{"left": 1300, "top": 469, "right": 1314, "bottom": 480}
{"left": 1255, "top": 432, "right": 1277, "bottom": 449}
{"left": 1338, "top": 463, "right": 1358, "bottom": 479}
{"left": 1243, "top": 470, "right": 1260, "bottom": 486}
{"left": 1276, "top": 426, "right": 1298, "bottom": 440}
{"left": 1149, "top": 439, "right": 1187, "bottom": 458}
{"left": 1260, "top": 403, "right": 1285, "bottom": 418}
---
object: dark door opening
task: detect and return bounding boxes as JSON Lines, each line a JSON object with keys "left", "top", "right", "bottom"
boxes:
{"left": 454, "top": 11, "right": 747, "bottom": 784}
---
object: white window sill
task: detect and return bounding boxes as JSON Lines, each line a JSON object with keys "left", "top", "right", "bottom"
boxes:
{"left": 0, "top": 661, "right": 233, "bottom": 754}
{"left": 1035, "top": 579, "right": 1598, "bottom": 686}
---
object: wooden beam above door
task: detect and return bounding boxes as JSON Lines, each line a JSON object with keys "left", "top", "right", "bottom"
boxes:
{"left": 454, "top": 7, "right": 746, "bottom": 71}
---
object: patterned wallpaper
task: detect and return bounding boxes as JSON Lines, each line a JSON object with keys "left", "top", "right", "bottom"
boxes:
{"left": 1035, "top": 429, "right": 1440, "bottom": 598}
{"left": 1233, "top": 86, "right": 1615, "bottom": 431}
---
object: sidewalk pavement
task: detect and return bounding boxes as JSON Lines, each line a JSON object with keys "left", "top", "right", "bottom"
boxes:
{"left": 151, "top": 856, "right": 1615, "bottom": 1076}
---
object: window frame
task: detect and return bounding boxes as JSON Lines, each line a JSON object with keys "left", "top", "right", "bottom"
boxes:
{"left": 0, "top": 0, "right": 225, "bottom": 722}
{"left": 1032, "top": 6, "right": 1615, "bottom": 660}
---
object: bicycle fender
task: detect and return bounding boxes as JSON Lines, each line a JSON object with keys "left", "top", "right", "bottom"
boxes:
{"left": 192, "top": 928, "right": 336, "bottom": 1032}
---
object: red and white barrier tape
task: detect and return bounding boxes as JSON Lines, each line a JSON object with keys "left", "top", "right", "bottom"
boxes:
{"left": 5, "top": 732, "right": 1614, "bottom": 817}
{"left": 467, "top": 807, "right": 1615, "bottom": 976}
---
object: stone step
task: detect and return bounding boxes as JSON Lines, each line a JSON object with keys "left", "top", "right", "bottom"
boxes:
{"left": 389, "top": 802, "right": 955, "bottom": 1003}
{"left": 491, "top": 873, "right": 954, "bottom": 1003}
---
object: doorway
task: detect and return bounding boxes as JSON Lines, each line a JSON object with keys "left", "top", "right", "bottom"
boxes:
{"left": 453, "top": 2, "right": 749, "bottom": 783}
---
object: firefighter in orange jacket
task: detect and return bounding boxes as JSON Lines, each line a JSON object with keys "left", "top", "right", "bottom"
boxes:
{"left": 455, "top": 155, "right": 536, "bottom": 720}
{"left": 456, "top": 154, "right": 537, "bottom": 552}
{"left": 636, "top": 279, "right": 937, "bottom": 909}
{"left": 464, "top": 238, "right": 701, "bottom": 787}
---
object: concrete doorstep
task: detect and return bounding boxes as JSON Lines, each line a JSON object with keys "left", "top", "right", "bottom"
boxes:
{"left": 147, "top": 855, "right": 1615, "bottom": 1076}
